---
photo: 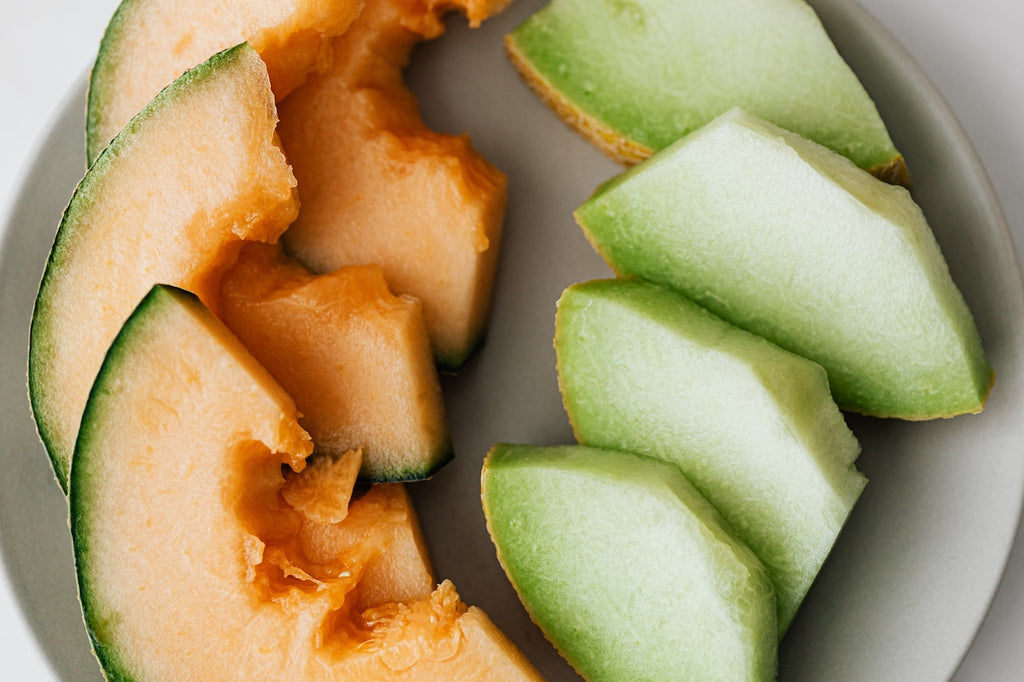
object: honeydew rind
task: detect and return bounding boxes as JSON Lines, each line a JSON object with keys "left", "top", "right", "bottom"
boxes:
{"left": 574, "top": 108, "right": 993, "bottom": 420}
{"left": 555, "top": 278, "right": 866, "bottom": 632}
{"left": 506, "top": 0, "right": 908, "bottom": 185}
{"left": 482, "top": 442, "right": 778, "bottom": 682}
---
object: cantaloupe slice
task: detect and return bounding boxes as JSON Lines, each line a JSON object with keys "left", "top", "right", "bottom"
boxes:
{"left": 219, "top": 242, "right": 452, "bottom": 481}
{"left": 277, "top": 0, "right": 512, "bottom": 370}
{"left": 71, "top": 284, "right": 543, "bottom": 680}
{"left": 29, "top": 43, "right": 297, "bottom": 491}
{"left": 85, "top": 0, "right": 364, "bottom": 163}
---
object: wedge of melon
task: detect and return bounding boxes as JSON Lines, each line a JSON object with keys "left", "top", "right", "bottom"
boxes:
{"left": 482, "top": 443, "right": 777, "bottom": 680}
{"left": 575, "top": 108, "right": 992, "bottom": 419}
{"left": 219, "top": 242, "right": 452, "bottom": 481}
{"left": 30, "top": 43, "right": 297, "bottom": 491}
{"left": 506, "top": 0, "right": 907, "bottom": 184}
{"left": 86, "top": 0, "right": 364, "bottom": 163}
{"left": 555, "top": 278, "right": 866, "bottom": 632}
{"left": 277, "top": 0, "right": 512, "bottom": 370}
{"left": 71, "top": 285, "right": 543, "bottom": 680}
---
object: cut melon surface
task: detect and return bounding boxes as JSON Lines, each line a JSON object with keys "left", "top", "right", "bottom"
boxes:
{"left": 71, "top": 285, "right": 542, "bottom": 680}
{"left": 86, "top": 0, "right": 364, "bottom": 163}
{"left": 555, "top": 278, "right": 866, "bottom": 632}
{"left": 277, "top": 0, "right": 512, "bottom": 370}
{"left": 506, "top": 0, "right": 907, "bottom": 183}
{"left": 482, "top": 443, "right": 778, "bottom": 681}
{"left": 30, "top": 43, "right": 297, "bottom": 491}
{"left": 219, "top": 242, "right": 452, "bottom": 481}
{"left": 575, "top": 108, "right": 993, "bottom": 419}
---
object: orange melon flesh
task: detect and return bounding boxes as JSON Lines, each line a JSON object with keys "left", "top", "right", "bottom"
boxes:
{"left": 277, "top": 0, "right": 512, "bottom": 370}
{"left": 72, "top": 285, "right": 542, "bottom": 680}
{"left": 29, "top": 44, "right": 297, "bottom": 491}
{"left": 86, "top": 0, "right": 364, "bottom": 163}
{"left": 219, "top": 242, "right": 452, "bottom": 481}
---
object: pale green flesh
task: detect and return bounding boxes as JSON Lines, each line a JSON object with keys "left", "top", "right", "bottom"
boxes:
{"left": 509, "top": 0, "right": 900, "bottom": 170}
{"left": 575, "top": 109, "right": 993, "bottom": 419}
{"left": 482, "top": 443, "right": 777, "bottom": 682}
{"left": 555, "top": 278, "right": 865, "bottom": 632}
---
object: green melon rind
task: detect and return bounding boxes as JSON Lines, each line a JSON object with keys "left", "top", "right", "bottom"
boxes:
{"left": 359, "top": 448, "right": 453, "bottom": 483}
{"left": 30, "top": 43, "right": 261, "bottom": 493}
{"left": 85, "top": 0, "right": 141, "bottom": 165}
{"left": 70, "top": 286, "right": 208, "bottom": 681}
{"left": 554, "top": 278, "right": 865, "bottom": 632}
{"left": 574, "top": 108, "right": 993, "bottom": 419}
{"left": 506, "top": 0, "right": 904, "bottom": 178}
{"left": 482, "top": 442, "right": 777, "bottom": 681}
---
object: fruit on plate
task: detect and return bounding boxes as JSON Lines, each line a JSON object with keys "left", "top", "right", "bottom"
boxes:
{"left": 85, "top": 0, "right": 363, "bottom": 163}
{"left": 71, "top": 284, "right": 544, "bottom": 680}
{"left": 482, "top": 442, "right": 777, "bottom": 681}
{"left": 220, "top": 242, "right": 452, "bottom": 482}
{"left": 277, "top": 0, "right": 511, "bottom": 370}
{"left": 506, "top": 0, "right": 907, "bottom": 184}
{"left": 555, "top": 278, "right": 866, "bottom": 632}
{"left": 574, "top": 108, "right": 993, "bottom": 420}
{"left": 29, "top": 43, "right": 297, "bottom": 491}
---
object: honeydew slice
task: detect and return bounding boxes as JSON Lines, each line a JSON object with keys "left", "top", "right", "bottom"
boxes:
{"left": 482, "top": 442, "right": 777, "bottom": 681}
{"left": 555, "top": 278, "right": 866, "bottom": 632}
{"left": 29, "top": 43, "right": 297, "bottom": 490}
{"left": 71, "top": 285, "right": 543, "bottom": 680}
{"left": 507, "top": 0, "right": 907, "bottom": 183}
{"left": 86, "top": 0, "right": 364, "bottom": 163}
{"left": 574, "top": 108, "right": 993, "bottom": 419}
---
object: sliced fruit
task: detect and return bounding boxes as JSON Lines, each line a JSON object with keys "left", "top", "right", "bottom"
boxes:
{"left": 30, "top": 43, "right": 297, "bottom": 491}
{"left": 507, "top": 0, "right": 907, "bottom": 184}
{"left": 86, "top": 0, "right": 364, "bottom": 163}
{"left": 555, "top": 278, "right": 866, "bottom": 632}
{"left": 277, "top": 0, "right": 512, "bottom": 370}
{"left": 574, "top": 108, "right": 993, "bottom": 419}
{"left": 219, "top": 242, "right": 452, "bottom": 481}
{"left": 482, "top": 442, "right": 777, "bottom": 681}
{"left": 71, "top": 284, "right": 542, "bottom": 680}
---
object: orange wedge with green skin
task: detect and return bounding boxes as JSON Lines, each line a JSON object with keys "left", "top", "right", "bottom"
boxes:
{"left": 85, "top": 0, "right": 364, "bottom": 164}
{"left": 29, "top": 43, "right": 297, "bottom": 492}
{"left": 72, "top": 285, "right": 543, "bottom": 680}
{"left": 219, "top": 242, "right": 453, "bottom": 482}
{"left": 278, "top": 0, "right": 513, "bottom": 370}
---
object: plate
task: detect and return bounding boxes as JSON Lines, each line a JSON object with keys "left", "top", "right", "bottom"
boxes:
{"left": 1, "top": 0, "right": 1022, "bottom": 679}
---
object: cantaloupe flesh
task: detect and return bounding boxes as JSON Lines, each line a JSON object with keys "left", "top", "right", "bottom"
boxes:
{"left": 277, "top": 0, "right": 512, "bottom": 370}
{"left": 219, "top": 242, "right": 452, "bottom": 481}
{"left": 29, "top": 44, "right": 297, "bottom": 492}
{"left": 72, "top": 285, "right": 542, "bottom": 680}
{"left": 86, "top": 0, "right": 364, "bottom": 163}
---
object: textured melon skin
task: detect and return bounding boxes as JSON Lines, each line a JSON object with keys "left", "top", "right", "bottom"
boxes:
{"left": 277, "top": 0, "right": 512, "bottom": 370}
{"left": 30, "top": 43, "right": 297, "bottom": 492}
{"left": 555, "top": 278, "right": 866, "bottom": 632}
{"left": 219, "top": 242, "right": 453, "bottom": 482}
{"left": 574, "top": 109, "right": 993, "bottom": 419}
{"left": 507, "top": 0, "right": 908, "bottom": 184}
{"left": 85, "top": 0, "right": 363, "bottom": 163}
{"left": 482, "top": 443, "right": 777, "bottom": 682}
{"left": 71, "top": 285, "right": 542, "bottom": 681}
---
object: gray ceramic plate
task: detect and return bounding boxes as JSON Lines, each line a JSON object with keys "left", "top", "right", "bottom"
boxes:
{"left": 2, "top": 0, "right": 1022, "bottom": 679}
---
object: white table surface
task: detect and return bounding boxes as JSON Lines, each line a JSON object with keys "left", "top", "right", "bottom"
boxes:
{"left": 1, "top": 1, "right": 1022, "bottom": 679}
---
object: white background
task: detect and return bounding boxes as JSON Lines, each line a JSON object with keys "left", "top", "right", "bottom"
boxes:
{"left": 1, "top": 0, "right": 1022, "bottom": 679}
